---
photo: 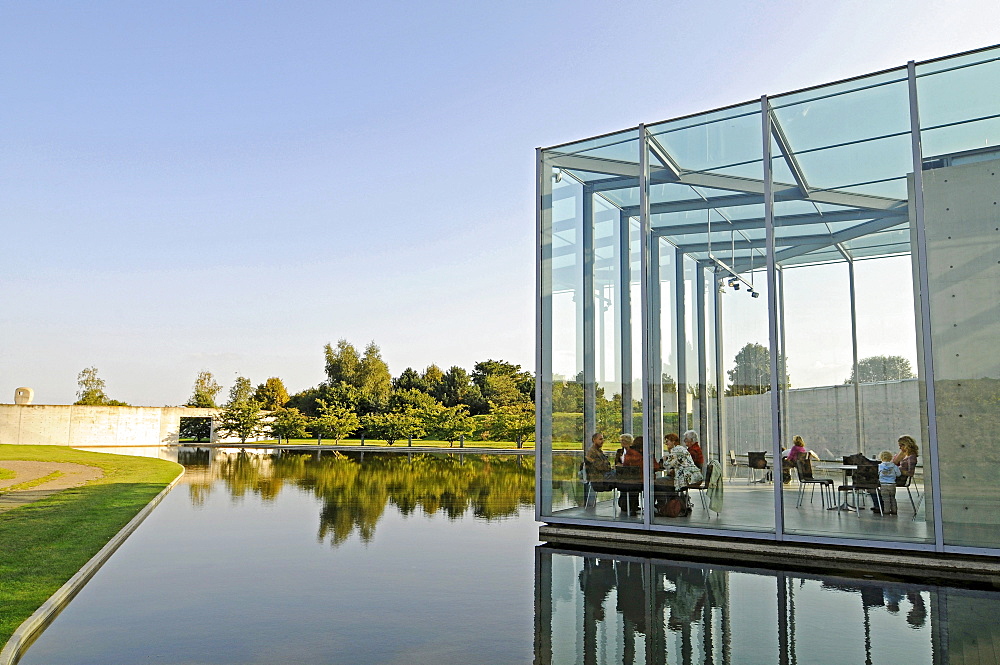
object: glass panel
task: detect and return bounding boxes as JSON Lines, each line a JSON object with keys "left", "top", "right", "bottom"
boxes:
{"left": 643, "top": 106, "right": 775, "bottom": 533}
{"left": 771, "top": 70, "right": 932, "bottom": 543}
{"left": 540, "top": 129, "right": 641, "bottom": 523}
{"left": 917, "top": 50, "right": 1000, "bottom": 550}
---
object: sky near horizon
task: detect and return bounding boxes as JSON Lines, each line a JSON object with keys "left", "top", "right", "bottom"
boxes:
{"left": 2, "top": 1, "right": 998, "bottom": 406}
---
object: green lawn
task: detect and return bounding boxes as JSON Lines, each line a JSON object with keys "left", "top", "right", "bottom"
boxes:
{"left": 0, "top": 445, "right": 182, "bottom": 646}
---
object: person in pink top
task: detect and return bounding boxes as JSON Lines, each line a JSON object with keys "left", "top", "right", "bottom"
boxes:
{"left": 784, "top": 435, "right": 808, "bottom": 463}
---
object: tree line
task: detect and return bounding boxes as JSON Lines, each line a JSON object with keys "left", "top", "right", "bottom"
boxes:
{"left": 177, "top": 339, "right": 536, "bottom": 448}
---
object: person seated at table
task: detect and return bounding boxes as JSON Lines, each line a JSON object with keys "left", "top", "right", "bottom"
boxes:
{"left": 614, "top": 433, "right": 633, "bottom": 466}
{"left": 681, "top": 430, "right": 705, "bottom": 469}
{"left": 584, "top": 432, "right": 615, "bottom": 491}
{"left": 867, "top": 435, "right": 918, "bottom": 509}
{"left": 892, "top": 435, "right": 919, "bottom": 482}
{"left": 784, "top": 435, "right": 808, "bottom": 463}
{"left": 661, "top": 434, "right": 703, "bottom": 488}
{"left": 618, "top": 436, "right": 661, "bottom": 515}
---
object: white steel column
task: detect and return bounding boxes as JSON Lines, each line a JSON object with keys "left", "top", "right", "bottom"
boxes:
{"left": 763, "top": 97, "right": 785, "bottom": 539}
{"left": 908, "top": 60, "right": 944, "bottom": 552}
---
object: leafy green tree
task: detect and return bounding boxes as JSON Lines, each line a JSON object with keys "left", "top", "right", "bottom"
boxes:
{"left": 489, "top": 402, "right": 536, "bottom": 448}
{"left": 324, "top": 339, "right": 361, "bottom": 386}
{"left": 179, "top": 417, "right": 212, "bottom": 442}
{"left": 358, "top": 342, "right": 391, "bottom": 413}
{"left": 186, "top": 370, "right": 222, "bottom": 408}
{"left": 215, "top": 376, "right": 263, "bottom": 444}
{"left": 427, "top": 404, "right": 474, "bottom": 447}
{"left": 421, "top": 364, "right": 445, "bottom": 396}
{"left": 362, "top": 411, "right": 424, "bottom": 446}
{"left": 726, "top": 342, "right": 788, "bottom": 396}
{"left": 312, "top": 399, "right": 361, "bottom": 444}
{"left": 75, "top": 366, "right": 108, "bottom": 405}
{"left": 393, "top": 367, "right": 426, "bottom": 393}
{"left": 846, "top": 355, "right": 916, "bottom": 383}
{"left": 472, "top": 359, "right": 534, "bottom": 404}
{"left": 286, "top": 381, "right": 360, "bottom": 418}
{"left": 437, "top": 366, "right": 487, "bottom": 413}
{"left": 254, "top": 377, "right": 290, "bottom": 410}
{"left": 269, "top": 407, "right": 309, "bottom": 444}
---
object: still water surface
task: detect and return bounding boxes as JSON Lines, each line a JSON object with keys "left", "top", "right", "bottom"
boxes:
{"left": 18, "top": 449, "right": 1000, "bottom": 664}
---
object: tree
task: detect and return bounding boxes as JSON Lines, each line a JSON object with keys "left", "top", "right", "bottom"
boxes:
{"left": 846, "top": 355, "right": 916, "bottom": 384}
{"left": 362, "top": 411, "right": 424, "bottom": 446}
{"left": 254, "top": 377, "right": 290, "bottom": 410}
{"left": 186, "top": 370, "right": 222, "bottom": 408}
{"left": 393, "top": 367, "right": 426, "bottom": 393}
{"left": 357, "top": 342, "right": 391, "bottom": 413}
{"left": 312, "top": 399, "right": 360, "bottom": 444}
{"left": 324, "top": 339, "right": 361, "bottom": 387}
{"left": 726, "top": 343, "right": 788, "bottom": 396}
{"left": 74, "top": 366, "right": 128, "bottom": 405}
{"left": 421, "top": 364, "right": 445, "bottom": 396}
{"left": 489, "top": 402, "right": 536, "bottom": 448}
{"left": 437, "top": 366, "right": 486, "bottom": 413}
{"left": 426, "top": 404, "right": 475, "bottom": 447}
{"left": 215, "top": 376, "right": 263, "bottom": 444}
{"left": 269, "top": 407, "right": 309, "bottom": 444}
{"left": 179, "top": 417, "right": 212, "bottom": 442}
{"left": 472, "top": 359, "right": 534, "bottom": 404}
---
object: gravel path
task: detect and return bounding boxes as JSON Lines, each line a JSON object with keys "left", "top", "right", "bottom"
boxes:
{"left": 0, "top": 461, "right": 104, "bottom": 513}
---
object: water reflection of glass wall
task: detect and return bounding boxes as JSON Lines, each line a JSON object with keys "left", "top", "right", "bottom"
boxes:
{"left": 536, "top": 546, "right": 1000, "bottom": 665}
{"left": 916, "top": 47, "right": 1000, "bottom": 550}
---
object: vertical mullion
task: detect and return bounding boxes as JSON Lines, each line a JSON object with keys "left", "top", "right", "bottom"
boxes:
{"left": 763, "top": 97, "right": 785, "bottom": 540}
{"left": 582, "top": 185, "right": 597, "bottom": 448}
{"left": 908, "top": 60, "right": 945, "bottom": 552}
{"left": 620, "top": 210, "right": 634, "bottom": 434}
{"left": 535, "top": 148, "right": 553, "bottom": 518}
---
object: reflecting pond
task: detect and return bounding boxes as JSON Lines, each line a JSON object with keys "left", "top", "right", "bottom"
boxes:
{"left": 17, "top": 449, "right": 1000, "bottom": 664}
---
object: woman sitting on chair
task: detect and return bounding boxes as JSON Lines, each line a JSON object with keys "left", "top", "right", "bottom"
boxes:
{"left": 892, "top": 435, "right": 919, "bottom": 479}
{"left": 662, "top": 435, "right": 704, "bottom": 488}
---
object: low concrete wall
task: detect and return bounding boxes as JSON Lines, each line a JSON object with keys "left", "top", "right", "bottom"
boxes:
{"left": 0, "top": 405, "right": 220, "bottom": 447}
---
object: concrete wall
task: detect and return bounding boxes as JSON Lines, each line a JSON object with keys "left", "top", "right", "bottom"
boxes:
{"left": 713, "top": 379, "right": 922, "bottom": 460}
{"left": 0, "top": 405, "right": 221, "bottom": 447}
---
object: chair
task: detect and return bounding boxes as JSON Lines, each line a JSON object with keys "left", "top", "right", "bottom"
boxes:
{"left": 794, "top": 458, "right": 834, "bottom": 509}
{"left": 850, "top": 464, "right": 882, "bottom": 518}
{"left": 747, "top": 452, "right": 770, "bottom": 484}
{"left": 727, "top": 450, "right": 745, "bottom": 482}
{"left": 898, "top": 473, "right": 923, "bottom": 517}
{"left": 689, "top": 462, "right": 713, "bottom": 511}
{"left": 615, "top": 465, "right": 643, "bottom": 516}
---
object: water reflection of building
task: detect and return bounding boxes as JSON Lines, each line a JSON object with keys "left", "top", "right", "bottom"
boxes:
{"left": 536, "top": 545, "right": 1000, "bottom": 665}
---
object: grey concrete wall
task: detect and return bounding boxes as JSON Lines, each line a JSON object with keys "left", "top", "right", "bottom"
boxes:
{"left": 712, "top": 379, "right": 922, "bottom": 460}
{"left": 0, "top": 405, "right": 221, "bottom": 447}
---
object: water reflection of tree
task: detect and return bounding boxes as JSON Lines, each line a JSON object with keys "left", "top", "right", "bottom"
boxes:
{"left": 200, "top": 452, "right": 537, "bottom": 547}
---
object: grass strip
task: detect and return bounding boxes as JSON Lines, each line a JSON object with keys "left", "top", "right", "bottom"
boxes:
{"left": 240, "top": 438, "right": 584, "bottom": 450}
{"left": 0, "top": 471, "right": 64, "bottom": 495}
{"left": 0, "top": 468, "right": 14, "bottom": 481}
{"left": 0, "top": 445, "right": 182, "bottom": 646}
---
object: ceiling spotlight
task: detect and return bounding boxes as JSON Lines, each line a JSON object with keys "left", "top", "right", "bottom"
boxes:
{"left": 751, "top": 290, "right": 760, "bottom": 298}
{"left": 553, "top": 170, "right": 563, "bottom": 182}
{"left": 732, "top": 282, "right": 740, "bottom": 290}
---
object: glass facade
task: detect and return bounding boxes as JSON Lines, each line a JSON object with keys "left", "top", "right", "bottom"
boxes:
{"left": 536, "top": 45, "right": 1000, "bottom": 555}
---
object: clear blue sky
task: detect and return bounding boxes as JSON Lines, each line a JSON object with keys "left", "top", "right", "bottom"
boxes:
{"left": 2, "top": 1, "right": 997, "bottom": 406}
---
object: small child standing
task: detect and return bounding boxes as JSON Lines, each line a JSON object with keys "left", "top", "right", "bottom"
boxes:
{"left": 878, "top": 451, "right": 901, "bottom": 515}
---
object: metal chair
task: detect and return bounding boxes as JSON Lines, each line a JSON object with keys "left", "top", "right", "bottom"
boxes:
{"left": 850, "top": 464, "right": 882, "bottom": 518}
{"left": 727, "top": 450, "right": 745, "bottom": 482}
{"left": 898, "top": 473, "right": 923, "bottom": 518}
{"left": 747, "top": 452, "right": 770, "bottom": 484}
{"left": 794, "top": 458, "right": 834, "bottom": 509}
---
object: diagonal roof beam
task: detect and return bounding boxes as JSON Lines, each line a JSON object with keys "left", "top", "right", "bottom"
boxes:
{"left": 646, "top": 134, "right": 683, "bottom": 180}
{"left": 769, "top": 107, "right": 810, "bottom": 196}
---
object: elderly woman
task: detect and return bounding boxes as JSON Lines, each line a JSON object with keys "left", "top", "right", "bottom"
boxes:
{"left": 662, "top": 434, "right": 704, "bottom": 488}
{"left": 682, "top": 430, "right": 705, "bottom": 469}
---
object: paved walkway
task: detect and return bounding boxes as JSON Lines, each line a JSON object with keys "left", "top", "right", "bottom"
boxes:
{"left": 0, "top": 461, "right": 104, "bottom": 513}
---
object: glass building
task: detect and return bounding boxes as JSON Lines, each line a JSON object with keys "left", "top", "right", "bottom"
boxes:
{"left": 535, "top": 45, "right": 1000, "bottom": 556}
